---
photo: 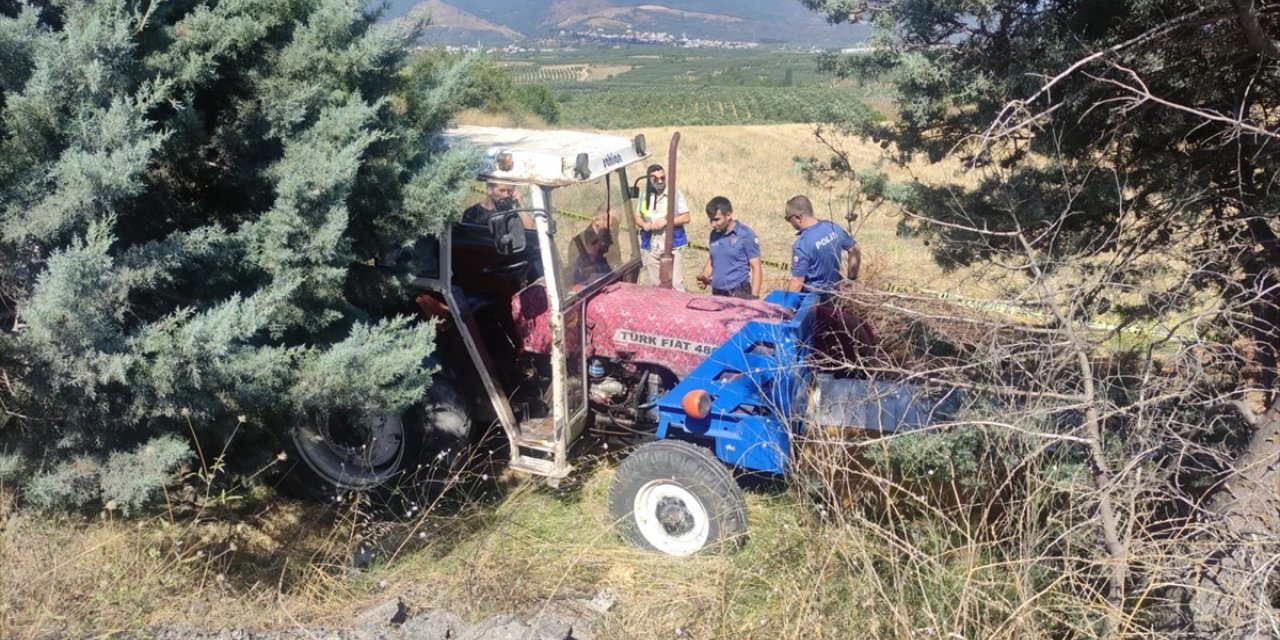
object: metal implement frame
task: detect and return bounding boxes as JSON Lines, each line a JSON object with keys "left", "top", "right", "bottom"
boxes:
{"left": 652, "top": 291, "right": 966, "bottom": 477}
{"left": 654, "top": 291, "right": 821, "bottom": 475}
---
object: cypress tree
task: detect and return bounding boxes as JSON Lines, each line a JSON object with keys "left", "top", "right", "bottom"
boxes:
{"left": 0, "top": 0, "right": 479, "bottom": 511}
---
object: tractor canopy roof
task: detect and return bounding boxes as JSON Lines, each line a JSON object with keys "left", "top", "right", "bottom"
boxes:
{"left": 443, "top": 125, "right": 651, "bottom": 187}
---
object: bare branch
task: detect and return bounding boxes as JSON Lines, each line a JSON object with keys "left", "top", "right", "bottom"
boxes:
{"left": 972, "top": 9, "right": 1216, "bottom": 156}
{"left": 1088, "top": 65, "right": 1280, "bottom": 142}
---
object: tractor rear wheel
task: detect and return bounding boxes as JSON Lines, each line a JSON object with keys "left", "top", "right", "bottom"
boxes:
{"left": 608, "top": 440, "right": 747, "bottom": 555}
{"left": 286, "top": 376, "right": 471, "bottom": 503}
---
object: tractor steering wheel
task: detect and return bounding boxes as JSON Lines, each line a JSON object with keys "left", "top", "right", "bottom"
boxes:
{"left": 481, "top": 260, "right": 531, "bottom": 276}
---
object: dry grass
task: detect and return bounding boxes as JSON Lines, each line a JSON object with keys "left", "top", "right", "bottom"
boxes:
{"left": 452, "top": 108, "right": 553, "bottom": 131}
{"left": 1, "top": 490, "right": 312, "bottom": 637}
{"left": 2, "top": 451, "right": 1073, "bottom": 639}
{"left": 618, "top": 123, "right": 963, "bottom": 293}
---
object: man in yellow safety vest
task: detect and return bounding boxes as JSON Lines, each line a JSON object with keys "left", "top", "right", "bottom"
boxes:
{"left": 633, "top": 164, "right": 690, "bottom": 290}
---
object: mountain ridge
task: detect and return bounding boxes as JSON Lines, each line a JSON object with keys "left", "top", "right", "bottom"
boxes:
{"left": 382, "top": 0, "right": 868, "bottom": 46}
{"left": 394, "top": 0, "right": 524, "bottom": 40}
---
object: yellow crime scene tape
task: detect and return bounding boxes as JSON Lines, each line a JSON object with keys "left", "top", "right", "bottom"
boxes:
{"left": 472, "top": 200, "right": 1183, "bottom": 343}
{"left": 560, "top": 207, "right": 1181, "bottom": 341}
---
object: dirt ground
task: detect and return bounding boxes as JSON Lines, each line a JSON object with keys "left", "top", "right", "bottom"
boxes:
{"left": 144, "top": 596, "right": 602, "bottom": 640}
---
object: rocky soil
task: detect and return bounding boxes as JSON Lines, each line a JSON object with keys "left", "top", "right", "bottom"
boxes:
{"left": 144, "top": 589, "right": 617, "bottom": 640}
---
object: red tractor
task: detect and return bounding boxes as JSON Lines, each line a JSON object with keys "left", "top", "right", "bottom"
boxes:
{"left": 290, "top": 127, "right": 935, "bottom": 555}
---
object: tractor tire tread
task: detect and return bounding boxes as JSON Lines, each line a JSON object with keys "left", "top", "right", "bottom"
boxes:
{"left": 608, "top": 439, "right": 747, "bottom": 555}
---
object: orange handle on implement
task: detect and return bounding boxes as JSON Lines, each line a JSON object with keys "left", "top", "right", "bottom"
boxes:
{"left": 658, "top": 131, "right": 680, "bottom": 289}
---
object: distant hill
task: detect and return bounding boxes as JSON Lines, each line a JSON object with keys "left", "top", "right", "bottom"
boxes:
{"left": 552, "top": 4, "right": 747, "bottom": 31}
{"left": 392, "top": 0, "right": 523, "bottom": 44}
{"left": 381, "top": 0, "right": 868, "bottom": 47}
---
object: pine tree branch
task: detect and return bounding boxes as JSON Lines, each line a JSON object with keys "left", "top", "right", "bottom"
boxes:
{"left": 1087, "top": 64, "right": 1280, "bottom": 142}
{"left": 1230, "top": 0, "right": 1280, "bottom": 60}
{"left": 974, "top": 9, "right": 1213, "bottom": 154}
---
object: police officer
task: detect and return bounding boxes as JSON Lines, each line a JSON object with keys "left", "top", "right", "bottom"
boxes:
{"left": 696, "top": 196, "right": 761, "bottom": 299}
{"left": 782, "top": 195, "right": 860, "bottom": 298}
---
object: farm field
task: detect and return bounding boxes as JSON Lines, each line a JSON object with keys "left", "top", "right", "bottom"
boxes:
{"left": 557, "top": 85, "right": 877, "bottom": 128}
{"left": 503, "top": 49, "right": 841, "bottom": 87}
{"left": 607, "top": 123, "right": 955, "bottom": 291}
{"left": 499, "top": 47, "right": 894, "bottom": 129}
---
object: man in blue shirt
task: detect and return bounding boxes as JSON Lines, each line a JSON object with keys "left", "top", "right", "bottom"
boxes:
{"left": 783, "top": 195, "right": 860, "bottom": 297}
{"left": 696, "top": 196, "right": 762, "bottom": 299}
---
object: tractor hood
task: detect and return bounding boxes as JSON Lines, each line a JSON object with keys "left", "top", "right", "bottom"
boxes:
{"left": 511, "top": 281, "right": 874, "bottom": 377}
{"left": 584, "top": 282, "right": 790, "bottom": 376}
{"left": 511, "top": 281, "right": 793, "bottom": 376}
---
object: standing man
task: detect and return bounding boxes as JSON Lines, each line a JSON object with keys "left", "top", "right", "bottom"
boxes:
{"left": 462, "top": 181, "right": 533, "bottom": 229}
{"left": 696, "top": 196, "right": 762, "bottom": 299}
{"left": 783, "top": 195, "right": 860, "bottom": 298}
{"left": 634, "top": 164, "right": 690, "bottom": 291}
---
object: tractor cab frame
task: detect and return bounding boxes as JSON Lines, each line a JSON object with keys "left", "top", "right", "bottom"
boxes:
{"left": 416, "top": 126, "right": 654, "bottom": 480}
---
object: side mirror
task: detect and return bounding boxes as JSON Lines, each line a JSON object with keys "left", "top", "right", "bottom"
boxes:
{"left": 490, "top": 211, "right": 527, "bottom": 255}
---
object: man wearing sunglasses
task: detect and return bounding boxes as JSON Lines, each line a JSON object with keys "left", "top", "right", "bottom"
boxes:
{"left": 634, "top": 164, "right": 690, "bottom": 291}
{"left": 782, "top": 195, "right": 860, "bottom": 299}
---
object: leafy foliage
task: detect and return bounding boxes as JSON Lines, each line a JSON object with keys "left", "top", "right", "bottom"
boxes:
{"left": 407, "top": 50, "right": 560, "bottom": 123}
{"left": 0, "top": 0, "right": 479, "bottom": 510}
{"left": 24, "top": 433, "right": 191, "bottom": 514}
{"left": 800, "top": 0, "right": 1280, "bottom": 329}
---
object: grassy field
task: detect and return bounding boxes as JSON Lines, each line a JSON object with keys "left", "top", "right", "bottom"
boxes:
{"left": 503, "top": 49, "right": 842, "bottom": 88}
{"left": 555, "top": 85, "right": 883, "bottom": 129}
{"left": 2, "top": 448, "right": 1067, "bottom": 640}
{"left": 498, "top": 47, "right": 894, "bottom": 129}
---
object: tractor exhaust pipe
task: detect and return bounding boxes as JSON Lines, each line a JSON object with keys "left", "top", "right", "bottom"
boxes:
{"left": 658, "top": 132, "right": 680, "bottom": 289}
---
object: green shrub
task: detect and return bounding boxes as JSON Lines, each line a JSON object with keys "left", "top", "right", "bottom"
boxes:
{"left": 25, "top": 435, "right": 190, "bottom": 514}
{"left": 0, "top": 0, "right": 479, "bottom": 511}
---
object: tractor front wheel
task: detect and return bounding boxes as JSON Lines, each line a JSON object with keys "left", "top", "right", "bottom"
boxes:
{"left": 608, "top": 440, "right": 747, "bottom": 556}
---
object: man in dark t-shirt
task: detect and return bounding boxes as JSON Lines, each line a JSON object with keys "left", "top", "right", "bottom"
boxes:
{"left": 782, "top": 195, "right": 859, "bottom": 297}
{"left": 462, "top": 181, "right": 533, "bottom": 229}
